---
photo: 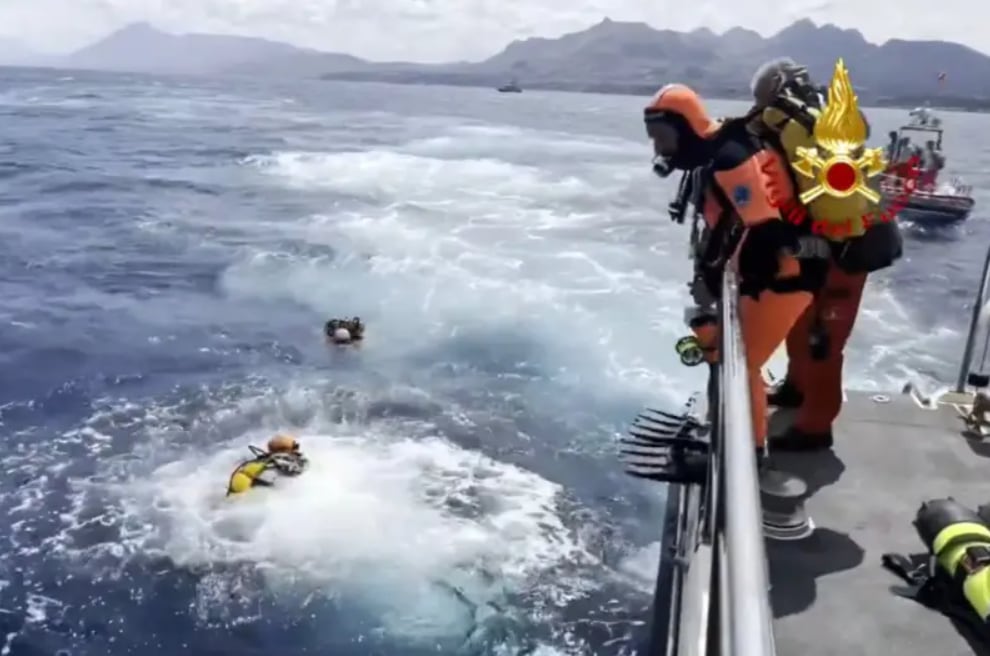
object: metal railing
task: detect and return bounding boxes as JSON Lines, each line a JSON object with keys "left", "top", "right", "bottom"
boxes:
{"left": 715, "top": 269, "right": 777, "bottom": 655}
{"left": 645, "top": 268, "right": 776, "bottom": 656}
{"left": 955, "top": 244, "right": 990, "bottom": 393}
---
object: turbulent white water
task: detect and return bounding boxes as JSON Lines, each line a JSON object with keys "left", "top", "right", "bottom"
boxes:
{"left": 1, "top": 72, "right": 987, "bottom": 655}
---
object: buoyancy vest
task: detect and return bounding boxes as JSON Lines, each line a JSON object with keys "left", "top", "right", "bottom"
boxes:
{"left": 752, "top": 86, "right": 875, "bottom": 240}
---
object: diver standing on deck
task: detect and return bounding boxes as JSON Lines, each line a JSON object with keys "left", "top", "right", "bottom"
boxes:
{"left": 747, "top": 60, "right": 904, "bottom": 451}
{"left": 644, "top": 83, "right": 828, "bottom": 458}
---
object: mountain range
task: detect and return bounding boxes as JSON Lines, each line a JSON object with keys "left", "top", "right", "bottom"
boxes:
{"left": 3, "top": 20, "right": 990, "bottom": 107}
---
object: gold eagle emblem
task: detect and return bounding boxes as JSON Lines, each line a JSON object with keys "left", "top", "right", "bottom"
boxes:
{"left": 791, "top": 58, "right": 886, "bottom": 204}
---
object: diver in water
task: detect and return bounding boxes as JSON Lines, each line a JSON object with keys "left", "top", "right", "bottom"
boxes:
{"left": 324, "top": 317, "right": 365, "bottom": 345}
{"left": 226, "top": 433, "right": 308, "bottom": 496}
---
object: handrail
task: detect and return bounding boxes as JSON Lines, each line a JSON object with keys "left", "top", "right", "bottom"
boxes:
{"left": 955, "top": 244, "right": 990, "bottom": 392}
{"left": 717, "top": 269, "right": 776, "bottom": 655}
{"left": 638, "top": 269, "right": 778, "bottom": 655}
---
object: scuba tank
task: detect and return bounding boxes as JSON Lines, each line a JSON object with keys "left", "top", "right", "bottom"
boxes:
{"left": 916, "top": 499, "right": 990, "bottom": 622}
{"left": 748, "top": 60, "right": 874, "bottom": 240}
{"left": 884, "top": 498, "right": 990, "bottom": 639}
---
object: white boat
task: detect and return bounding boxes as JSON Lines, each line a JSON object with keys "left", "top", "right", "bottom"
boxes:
{"left": 880, "top": 107, "right": 975, "bottom": 226}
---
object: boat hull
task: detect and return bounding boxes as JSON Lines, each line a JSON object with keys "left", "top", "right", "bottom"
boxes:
{"left": 882, "top": 191, "right": 975, "bottom": 226}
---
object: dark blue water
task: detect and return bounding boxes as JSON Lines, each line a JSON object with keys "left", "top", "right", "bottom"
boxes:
{"left": 1, "top": 66, "right": 988, "bottom": 656}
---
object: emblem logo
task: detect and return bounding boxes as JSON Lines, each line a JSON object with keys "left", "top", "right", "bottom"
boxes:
{"left": 732, "top": 184, "right": 751, "bottom": 207}
{"left": 791, "top": 58, "right": 887, "bottom": 205}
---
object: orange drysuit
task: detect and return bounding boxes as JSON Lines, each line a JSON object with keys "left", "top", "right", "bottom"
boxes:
{"left": 779, "top": 265, "right": 867, "bottom": 435}
{"left": 645, "top": 85, "right": 824, "bottom": 449}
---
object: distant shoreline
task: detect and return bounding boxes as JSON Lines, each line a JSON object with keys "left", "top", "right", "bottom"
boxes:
{"left": 5, "top": 63, "right": 988, "bottom": 113}
{"left": 320, "top": 73, "right": 990, "bottom": 113}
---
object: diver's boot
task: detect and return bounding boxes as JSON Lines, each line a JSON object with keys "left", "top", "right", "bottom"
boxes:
{"left": 767, "top": 379, "right": 803, "bottom": 409}
{"left": 769, "top": 427, "right": 833, "bottom": 452}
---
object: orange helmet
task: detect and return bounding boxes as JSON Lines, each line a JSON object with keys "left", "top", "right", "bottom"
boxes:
{"left": 267, "top": 433, "right": 300, "bottom": 453}
{"left": 643, "top": 84, "right": 718, "bottom": 177}
{"left": 644, "top": 84, "right": 717, "bottom": 137}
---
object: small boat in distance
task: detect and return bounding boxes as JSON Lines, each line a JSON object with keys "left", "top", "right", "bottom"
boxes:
{"left": 879, "top": 106, "right": 975, "bottom": 226}
{"left": 497, "top": 79, "right": 522, "bottom": 93}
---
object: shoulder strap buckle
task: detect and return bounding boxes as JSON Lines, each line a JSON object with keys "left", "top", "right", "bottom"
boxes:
{"left": 961, "top": 545, "right": 990, "bottom": 575}
{"left": 794, "top": 235, "right": 831, "bottom": 259}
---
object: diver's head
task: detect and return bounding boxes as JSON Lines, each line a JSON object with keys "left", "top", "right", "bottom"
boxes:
{"left": 750, "top": 57, "right": 803, "bottom": 108}
{"left": 889, "top": 131, "right": 898, "bottom": 141}
{"left": 644, "top": 84, "right": 717, "bottom": 177}
{"left": 749, "top": 57, "right": 802, "bottom": 108}
{"left": 925, "top": 140, "right": 936, "bottom": 150}
{"left": 268, "top": 433, "right": 300, "bottom": 454}
{"left": 334, "top": 328, "right": 352, "bottom": 343}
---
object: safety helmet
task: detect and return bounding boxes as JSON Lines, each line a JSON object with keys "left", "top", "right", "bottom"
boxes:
{"left": 643, "top": 84, "right": 718, "bottom": 177}
{"left": 267, "top": 433, "right": 300, "bottom": 453}
{"left": 750, "top": 57, "right": 813, "bottom": 108}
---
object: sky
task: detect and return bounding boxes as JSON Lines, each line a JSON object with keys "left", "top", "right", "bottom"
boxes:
{"left": 0, "top": 0, "right": 981, "bottom": 63}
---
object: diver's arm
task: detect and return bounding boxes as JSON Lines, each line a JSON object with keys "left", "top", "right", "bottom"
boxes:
{"left": 710, "top": 149, "right": 800, "bottom": 287}
{"left": 253, "top": 469, "right": 276, "bottom": 487}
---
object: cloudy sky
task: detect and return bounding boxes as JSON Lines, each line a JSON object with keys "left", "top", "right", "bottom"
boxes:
{"left": 0, "top": 0, "right": 979, "bottom": 63}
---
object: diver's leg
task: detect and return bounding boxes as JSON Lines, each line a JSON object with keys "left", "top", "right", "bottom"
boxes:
{"left": 252, "top": 469, "right": 276, "bottom": 487}
{"left": 770, "top": 299, "right": 815, "bottom": 407}
{"left": 739, "top": 290, "right": 813, "bottom": 449}
{"left": 773, "top": 268, "right": 867, "bottom": 450}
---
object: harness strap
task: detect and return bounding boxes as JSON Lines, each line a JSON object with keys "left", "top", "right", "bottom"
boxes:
{"left": 770, "top": 96, "right": 818, "bottom": 135}
{"left": 883, "top": 552, "right": 932, "bottom": 589}
{"left": 883, "top": 551, "right": 990, "bottom": 638}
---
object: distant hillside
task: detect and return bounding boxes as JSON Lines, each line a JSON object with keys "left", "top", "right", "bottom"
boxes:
{"left": 320, "top": 18, "right": 990, "bottom": 106}
{"left": 62, "top": 22, "right": 361, "bottom": 76}
{"left": 12, "top": 19, "right": 990, "bottom": 107}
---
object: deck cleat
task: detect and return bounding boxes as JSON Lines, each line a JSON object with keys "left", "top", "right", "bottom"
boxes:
{"left": 759, "top": 467, "right": 815, "bottom": 541}
{"left": 620, "top": 396, "right": 710, "bottom": 485}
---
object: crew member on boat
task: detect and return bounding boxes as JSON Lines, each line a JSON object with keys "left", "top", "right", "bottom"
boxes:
{"left": 885, "top": 130, "right": 899, "bottom": 161}
{"left": 644, "top": 82, "right": 828, "bottom": 459}
{"left": 918, "top": 140, "right": 946, "bottom": 191}
{"left": 756, "top": 61, "right": 904, "bottom": 451}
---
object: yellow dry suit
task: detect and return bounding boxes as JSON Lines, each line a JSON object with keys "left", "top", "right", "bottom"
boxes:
{"left": 226, "top": 444, "right": 307, "bottom": 496}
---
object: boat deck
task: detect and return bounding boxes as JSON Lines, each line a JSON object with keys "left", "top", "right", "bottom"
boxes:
{"left": 767, "top": 389, "right": 990, "bottom": 656}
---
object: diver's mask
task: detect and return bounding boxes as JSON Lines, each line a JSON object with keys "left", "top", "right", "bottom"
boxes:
{"left": 645, "top": 111, "right": 710, "bottom": 179}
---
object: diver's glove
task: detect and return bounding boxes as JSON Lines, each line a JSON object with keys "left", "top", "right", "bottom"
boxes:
{"left": 268, "top": 452, "right": 306, "bottom": 476}
{"left": 693, "top": 265, "right": 722, "bottom": 303}
{"left": 737, "top": 220, "right": 801, "bottom": 294}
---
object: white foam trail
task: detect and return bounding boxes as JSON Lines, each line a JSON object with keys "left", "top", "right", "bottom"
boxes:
{"left": 245, "top": 150, "right": 598, "bottom": 206}
{"left": 74, "top": 415, "right": 600, "bottom": 640}
{"left": 234, "top": 139, "right": 688, "bottom": 405}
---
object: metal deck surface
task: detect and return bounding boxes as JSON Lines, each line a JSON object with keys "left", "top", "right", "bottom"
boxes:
{"left": 766, "top": 390, "right": 990, "bottom": 656}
